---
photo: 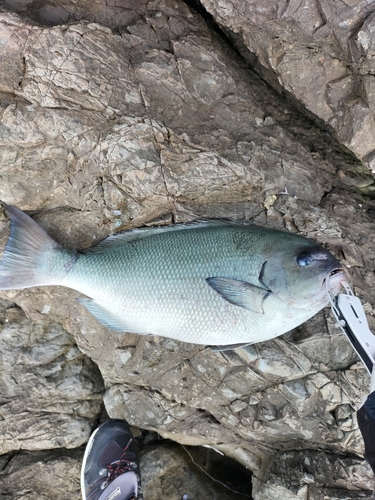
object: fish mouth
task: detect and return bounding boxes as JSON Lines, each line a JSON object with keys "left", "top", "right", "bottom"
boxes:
{"left": 329, "top": 267, "right": 344, "bottom": 278}
{"left": 324, "top": 263, "right": 346, "bottom": 293}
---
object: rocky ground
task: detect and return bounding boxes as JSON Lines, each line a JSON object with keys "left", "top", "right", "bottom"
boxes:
{"left": 1, "top": 0, "right": 375, "bottom": 498}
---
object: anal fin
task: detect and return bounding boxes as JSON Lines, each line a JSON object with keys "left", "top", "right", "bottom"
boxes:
{"left": 78, "top": 298, "right": 135, "bottom": 333}
{"left": 211, "top": 342, "right": 253, "bottom": 352}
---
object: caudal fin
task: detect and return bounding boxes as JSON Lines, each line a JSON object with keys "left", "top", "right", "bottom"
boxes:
{"left": 0, "top": 203, "right": 62, "bottom": 290}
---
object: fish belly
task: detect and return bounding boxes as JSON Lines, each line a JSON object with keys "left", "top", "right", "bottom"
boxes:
{"left": 91, "top": 289, "right": 319, "bottom": 345}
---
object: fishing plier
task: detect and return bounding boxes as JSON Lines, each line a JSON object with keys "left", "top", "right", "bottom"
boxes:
{"left": 328, "top": 282, "right": 375, "bottom": 374}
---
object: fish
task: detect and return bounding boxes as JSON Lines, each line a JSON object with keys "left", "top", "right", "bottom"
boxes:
{"left": 0, "top": 203, "right": 345, "bottom": 346}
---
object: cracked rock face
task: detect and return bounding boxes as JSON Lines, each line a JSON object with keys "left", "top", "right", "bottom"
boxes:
{"left": 200, "top": 0, "right": 375, "bottom": 175}
{"left": 1, "top": 0, "right": 375, "bottom": 498}
{"left": 0, "top": 298, "right": 104, "bottom": 455}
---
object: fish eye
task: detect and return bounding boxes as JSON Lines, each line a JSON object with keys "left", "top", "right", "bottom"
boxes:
{"left": 297, "top": 252, "right": 314, "bottom": 267}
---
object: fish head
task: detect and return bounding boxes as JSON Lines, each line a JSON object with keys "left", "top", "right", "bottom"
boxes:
{"left": 261, "top": 241, "right": 346, "bottom": 309}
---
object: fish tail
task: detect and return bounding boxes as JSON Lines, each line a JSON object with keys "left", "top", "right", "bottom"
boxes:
{"left": 0, "top": 203, "right": 68, "bottom": 290}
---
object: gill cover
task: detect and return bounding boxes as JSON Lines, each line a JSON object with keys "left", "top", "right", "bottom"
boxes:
{"left": 259, "top": 244, "right": 341, "bottom": 308}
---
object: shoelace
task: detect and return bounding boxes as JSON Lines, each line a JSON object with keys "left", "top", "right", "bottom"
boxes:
{"left": 102, "top": 438, "right": 137, "bottom": 488}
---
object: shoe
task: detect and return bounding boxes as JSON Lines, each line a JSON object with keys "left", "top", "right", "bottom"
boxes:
{"left": 81, "top": 419, "right": 143, "bottom": 500}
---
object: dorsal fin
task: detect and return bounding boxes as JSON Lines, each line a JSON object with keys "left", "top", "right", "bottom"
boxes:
{"left": 82, "top": 219, "right": 245, "bottom": 253}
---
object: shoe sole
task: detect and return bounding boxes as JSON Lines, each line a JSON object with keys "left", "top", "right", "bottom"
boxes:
{"left": 81, "top": 425, "right": 101, "bottom": 500}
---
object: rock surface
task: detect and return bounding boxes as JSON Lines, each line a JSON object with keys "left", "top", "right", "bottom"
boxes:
{"left": 0, "top": 299, "right": 103, "bottom": 455}
{"left": 200, "top": 0, "right": 375, "bottom": 173}
{"left": 140, "top": 442, "right": 253, "bottom": 500}
{"left": 0, "top": 439, "right": 253, "bottom": 500}
{"left": 0, "top": 0, "right": 375, "bottom": 498}
{"left": 254, "top": 448, "right": 374, "bottom": 500}
{"left": 0, "top": 449, "right": 83, "bottom": 499}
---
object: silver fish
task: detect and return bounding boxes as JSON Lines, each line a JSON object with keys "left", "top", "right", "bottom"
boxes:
{"left": 0, "top": 204, "right": 345, "bottom": 346}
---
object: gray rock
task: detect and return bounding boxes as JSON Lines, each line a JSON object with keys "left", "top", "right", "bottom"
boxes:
{"left": 0, "top": 439, "right": 252, "bottom": 500}
{"left": 0, "top": 449, "right": 83, "bottom": 499}
{"left": 0, "top": 1, "right": 374, "bottom": 498}
{"left": 0, "top": 449, "right": 83, "bottom": 500}
{"left": 140, "top": 442, "right": 252, "bottom": 500}
{"left": 254, "top": 449, "right": 374, "bottom": 500}
{"left": 199, "top": 0, "right": 375, "bottom": 173}
{"left": 0, "top": 299, "right": 104, "bottom": 454}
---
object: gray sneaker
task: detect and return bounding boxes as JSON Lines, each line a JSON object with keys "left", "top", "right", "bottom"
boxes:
{"left": 81, "top": 420, "right": 143, "bottom": 500}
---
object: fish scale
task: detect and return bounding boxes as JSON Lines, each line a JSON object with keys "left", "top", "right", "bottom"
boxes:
{"left": 0, "top": 204, "right": 346, "bottom": 346}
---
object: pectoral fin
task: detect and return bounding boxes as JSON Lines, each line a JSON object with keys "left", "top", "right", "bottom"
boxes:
{"left": 206, "top": 277, "right": 271, "bottom": 314}
{"left": 78, "top": 298, "right": 135, "bottom": 333}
